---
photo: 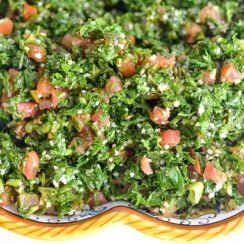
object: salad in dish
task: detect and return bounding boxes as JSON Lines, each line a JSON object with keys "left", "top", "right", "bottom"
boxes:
{"left": 0, "top": 0, "right": 243, "bottom": 218}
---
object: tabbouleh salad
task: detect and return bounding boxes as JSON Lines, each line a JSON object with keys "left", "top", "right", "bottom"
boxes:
{"left": 0, "top": 0, "right": 243, "bottom": 218}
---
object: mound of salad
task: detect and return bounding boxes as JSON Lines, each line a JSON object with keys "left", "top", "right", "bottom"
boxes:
{"left": 0, "top": 0, "right": 243, "bottom": 218}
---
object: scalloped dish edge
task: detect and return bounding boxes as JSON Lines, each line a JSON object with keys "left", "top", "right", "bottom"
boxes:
{"left": 0, "top": 203, "right": 243, "bottom": 242}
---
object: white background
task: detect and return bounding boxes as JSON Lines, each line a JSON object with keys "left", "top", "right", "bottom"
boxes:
{"left": 0, "top": 223, "right": 242, "bottom": 244}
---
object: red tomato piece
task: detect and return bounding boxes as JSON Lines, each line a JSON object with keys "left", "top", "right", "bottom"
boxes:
{"left": 91, "top": 109, "right": 110, "bottom": 129}
{"left": 45, "top": 206, "right": 57, "bottom": 215}
{"left": 188, "top": 148, "right": 202, "bottom": 177}
{"left": 157, "top": 6, "right": 166, "bottom": 18}
{"left": 149, "top": 106, "right": 170, "bottom": 125}
{"left": 91, "top": 109, "right": 103, "bottom": 122}
{"left": 140, "top": 156, "right": 153, "bottom": 175}
{"left": 36, "top": 64, "right": 45, "bottom": 78}
{"left": 220, "top": 63, "right": 243, "bottom": 84}
{"left": 8, "top": 68, "right": 19, "bottom": 83}
{"left": 51, "top": 88, "right": 60, "bottom": 108}
{"left": 105, "top": 76, "right": 123, "bottom": 93}
{"left": 202, "top": 70, "right": 216, "bottom": 85}
{"left": 235, "top": 174, "right": 244, "bottom": 195}
{"left": 160, "top": 129, "right": 181, "bottom": 149}
{"left": 26, "top": 43, "right": 46, "bottom": 62}
{"left": 23, "top": 151, "right": 40, "bottom": 180}
{"left": 17, "top": 102, "right": 38, "bottom": 118}
{"left": 22, "top": 2, "right": 38, "bottom": 21}
{"left": 203, "top": 162, "right": 227, "bottom": 184}
{"left": 142, "top": 55, "right": 175, "bottom": 69}
{"left": 61, "top": 33, "right": 82, "bottom": 49}
{"left": 52, "top": 88, "right": 69, "bottom": 108}
{"left": 61, "top": 33, "right": 93, "bottom": 49}
{"left": 79, "top": 37, "right": 94, "bottom": 49}
{"left": 120, "top": 59, "right": 136, "bottom": 77}
{"left": 199, "top": 4, "right": 227, "bottom": 27}
{"left": 185, "top": 22, "right": 202, "bottom": 43}
{"left": 72, "top": 126, "right": 95, "bottom": 154}
{"left": 39, "top": 99, "right": 52, "bottom": 110}
{"left": 37, "top": 78, "right": 52, "bottom": 97}
{"left": 199, "top": 4, "right": 225, "bottom": 25}
{"left": 86, "top": 191, "right": 108, "bottom": 208}
{"left": 0, "top": 17, "right": 13, "bottom": 35}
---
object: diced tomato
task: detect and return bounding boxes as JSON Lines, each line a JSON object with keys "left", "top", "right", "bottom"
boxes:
{"left": 46, "top": 206, "right": 57, "bottom": 215}
{"left": 91, "top": 109, "right": 107, "bottom": 132}
{"left": 0, "top": 17, "right": 13, "bottom": 35}
{"left": 199, "top": 4, "right": 225, "bottom": 25}
{"left": 140, "top": 156, "right": 153, "bottom": 175}
{"left": 149, "top": 106, "right": 170, "bottom": 125}
{"left": 23, "top": 151, "right": 40, "bottom": 180}
{"left": 80, "top": 126, "right": 94, "bottom": 150}
{"left": 36, "top": 64, "right": 45, "bottom": 78}
{"left": 235, "top": 174, "right": 244, "bottom": 195}
{"left": 22, "top": 2, "right": 37, "bottom": 21}
{"left": 61, "top": 33, "right": 93, "bottom": 49}
{"left": 91, "top": 109, "right": 103, "bottom": 122}
{"left": 220, "top": 63, "right": 243, "bottom": 84}
{"left": 160, "top": 129, "right": 181, "bottom": 149}
{"left": 52, "top": 88, "right": 69, "bottom": 108}
{"left": 70, "top": 126, "right": 95, "bottom": 154}
{"left": 15, "top": 121, "right": 27, "bottom": 138}
{"left": 102, "top": 96, "right": 110, "bottom": 103}
{"left": 26, "top": 43, "right": 46, "bottom": 62}
{"left": 91, "top": 109, "right": 110, "bottom": 130}
{"left": 8, "top": 68, "right": 19, "bottom": 83}
{"left": 189, "top": 148, "right": 202, "bottom": 175}
{"left": 202, "top": 70, "right": 216, "bottom": 85}
{"left": 39, "top": 99, "right": 52, "bottom": 110}
{"left": 142, "top": 55, "right": 175, "bottom": 69}
{"left": 37, "top": 78, "right": 52, "bottom": 97}
{"left": 120, "top": 59, "right": 136, "bottom": 77}
{"left": 105, "top": 76, "right": 123, "bottom": 93}
{"left": 19, "top": 193, "right": 39, "bottom": 208}
{"left": 79, "top": 37, "right": 94, "bottom": 49}
{"left": 61, "top": 33, "right": 82, "bottom": 49}
{"left": 203, "top": 162, "right": 227, "bottom": 184}
{"left": 157, "top": 6, "right": 166, "bottom": 18}
{"left": 51, "top": 89, "right": 59, "bottom": 108}
{"left": 17, "top": 102, "right": 38, "bottom": 118}
{"left": 0, "top": 186, "right": 14, "bottom": 207}
{"left": 185, "top": 22, "right": 202, "bottom": 43}
{"left": 86, "top": 191, "right": 108, "bottom": 208}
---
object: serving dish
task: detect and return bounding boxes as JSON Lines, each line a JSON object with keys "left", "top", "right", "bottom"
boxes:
{"left": 0, "top": 1, "right": 243, "bottom": 242}
{"left": 1, "top": 202, "right": 243, "bottom": 242}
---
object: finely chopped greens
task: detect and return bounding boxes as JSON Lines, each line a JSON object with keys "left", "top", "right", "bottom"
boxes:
{"left": 0, "top": 0, "right": 243, "bottom": 218}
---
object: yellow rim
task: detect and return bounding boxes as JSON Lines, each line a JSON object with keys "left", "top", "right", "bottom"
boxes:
{"left": 0, "top": 207, "right": 243, "bottom": 242}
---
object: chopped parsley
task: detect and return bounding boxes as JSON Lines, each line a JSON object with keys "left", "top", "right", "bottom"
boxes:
{"left": 0, "top": 0, "right": 243, "bottom": 218}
